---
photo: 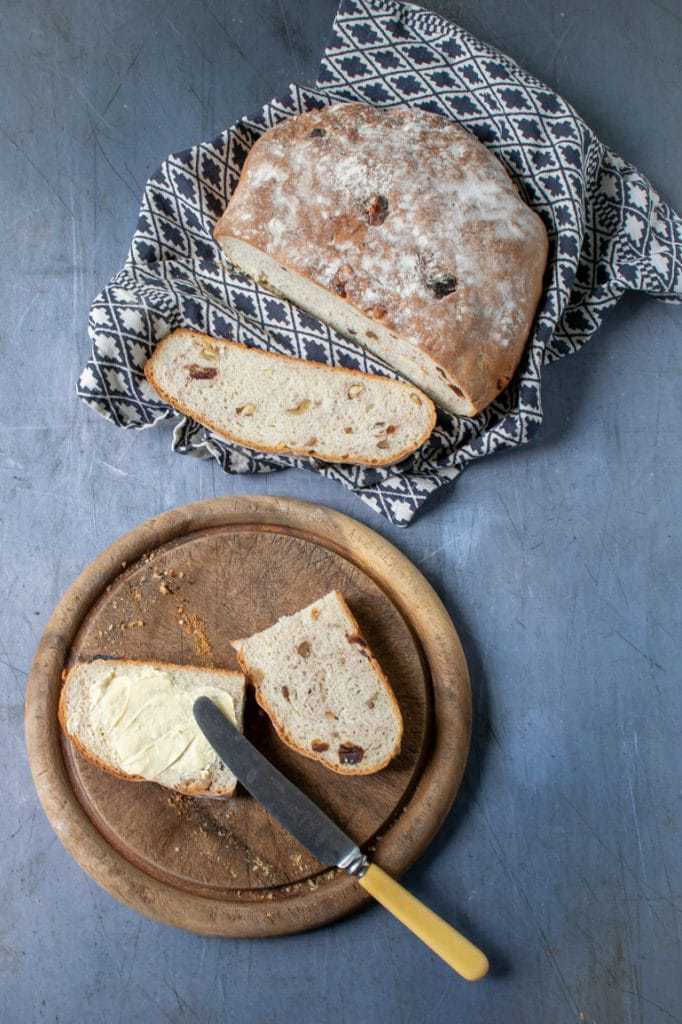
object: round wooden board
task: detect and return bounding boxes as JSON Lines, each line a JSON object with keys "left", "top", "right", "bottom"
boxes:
{"left": 25, "top": 497, "right": 471, "bottom": 937}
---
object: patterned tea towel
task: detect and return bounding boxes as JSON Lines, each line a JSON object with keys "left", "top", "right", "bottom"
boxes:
{"left": 78, "top": 0, "right": 682, "bottom": 526}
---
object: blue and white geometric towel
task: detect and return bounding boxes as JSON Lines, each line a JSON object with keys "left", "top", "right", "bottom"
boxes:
{"left": 78, "top": 0, "right": 682, "bottom": 526}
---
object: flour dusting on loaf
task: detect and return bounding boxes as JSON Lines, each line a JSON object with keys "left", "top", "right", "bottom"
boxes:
{"left": 214, "top": 102, "right": 548, "bottom": 416}
{"left": 231, "top": 591, "right": 403, "bottom": 776}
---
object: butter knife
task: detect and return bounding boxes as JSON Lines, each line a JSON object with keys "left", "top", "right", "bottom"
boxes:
{"left": 193, "top": 696, "right": 488, "bottom": 981}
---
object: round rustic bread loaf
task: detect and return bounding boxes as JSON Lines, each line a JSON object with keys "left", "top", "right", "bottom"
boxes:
{"left": 214, "top": 101, "right": 548, "bottom": 417}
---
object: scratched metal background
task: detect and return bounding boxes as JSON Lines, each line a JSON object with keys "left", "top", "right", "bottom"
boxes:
{"left": 2, "top": 2, "right": 681, "bottom": 1022}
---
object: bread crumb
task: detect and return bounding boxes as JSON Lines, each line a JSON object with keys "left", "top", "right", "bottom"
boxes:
{"left": 178, "top": 611, "right": 213, "bottom": 659}
{"left": 121, "top": 618, "right": 144, "bottom": 629}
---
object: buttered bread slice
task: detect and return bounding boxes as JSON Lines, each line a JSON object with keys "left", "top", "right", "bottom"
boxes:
{"left": 231, "top": 591, "right": 403, "bottom": 776}
{"left": 59, "top": 659, "right": 246, "bottom": 796}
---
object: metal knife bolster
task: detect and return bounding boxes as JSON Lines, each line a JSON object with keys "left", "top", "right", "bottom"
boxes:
{"left": 193, "top": 696, "right": 370, "bottom": 876}
{"left": 338, "top": 848, "right": 370, "bottom": 878}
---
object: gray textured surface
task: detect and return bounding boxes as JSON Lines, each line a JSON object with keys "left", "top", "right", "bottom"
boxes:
{"left": 2, "top": 1, "right": 681, "bottom": 1021}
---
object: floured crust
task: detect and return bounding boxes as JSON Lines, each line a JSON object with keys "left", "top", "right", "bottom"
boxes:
{"left": 232, "top": 591, "right": 403, "bottom": 777}
{"left": 59, "top": 658, "right": 244, "bottom": 798}
{"left": 144, "top": 328, "right": 436, "bottom": 466}
{"left": 214, "top": 101, "right": 548, "bottom": 416}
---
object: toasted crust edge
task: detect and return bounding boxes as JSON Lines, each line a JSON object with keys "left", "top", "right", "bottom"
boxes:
{"left": 231, "top": 591, "right": 403, "bottom": 777}
{"left": 144, "top": 329, "right": 436, "bottom": 467}
{"left": 58, "top": 658, "right": 246, "bottom": 798}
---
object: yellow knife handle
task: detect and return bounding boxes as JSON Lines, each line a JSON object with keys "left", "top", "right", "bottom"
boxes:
{"left": 358, "top": 863, "right": 489, "bottom": 981}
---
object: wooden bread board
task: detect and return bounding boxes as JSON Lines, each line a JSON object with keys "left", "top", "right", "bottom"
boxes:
{"left": 25, "top": 496, "right": 471, "bottom": 937}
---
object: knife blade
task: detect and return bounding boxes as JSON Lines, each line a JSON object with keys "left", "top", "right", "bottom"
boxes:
{"left": 193, "top": 696, "right": 489, "bottom": 981}
{"left": 193, "top": 695, "right": 366, "bottom": 875}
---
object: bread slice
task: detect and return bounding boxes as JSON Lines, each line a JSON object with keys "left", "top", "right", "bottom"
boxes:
{"left": 144, "top": 328, "right": 435, "bottom": 466}
{"left": 59, "top": 659, "right": 246, "bottom": 797}
{"left": 231, "top": 591, "right": 403, "bottom": 776}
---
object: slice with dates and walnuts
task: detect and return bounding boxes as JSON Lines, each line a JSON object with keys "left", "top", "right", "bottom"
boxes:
{"left": 231, "top": 591, "right": 403, "bottom": 776}
{"left": 144, "top": 328, "right": 435, "bottom": 468}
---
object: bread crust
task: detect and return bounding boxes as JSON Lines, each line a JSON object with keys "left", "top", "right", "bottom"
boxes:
{"left": 232, "top": 591, "right": 403, "bottom": 777}
{"left": 58, "top": 658, "right": 245, "bottom": 797}
{"left": 214, "top": 102, "right": 549, "bottom": 416}
{"left": 144, "top": 328, "right": 436, "bottom": 467}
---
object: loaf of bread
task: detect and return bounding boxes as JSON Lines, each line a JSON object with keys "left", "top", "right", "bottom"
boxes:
{"left": 214, "top": 101, "right": 548, "bottom": 417}
{"left": 59, "top": 659, "right": 246, "bottom": 796}
{"left": 145, "top": 328, "right": 435, "bottom": 465}
{"left": 231, "top": 590, "right": 403, "bottom": 776}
